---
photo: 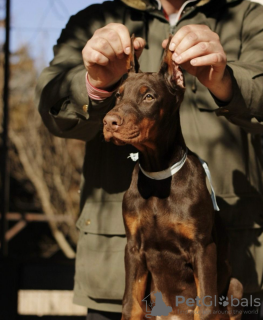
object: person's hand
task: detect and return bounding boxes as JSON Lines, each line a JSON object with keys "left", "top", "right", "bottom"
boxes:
{"left": 82, "top": 23, "right": 145, "bottom": 90}
{"left": 162, "top": 25, "right": 233, "bottom": 102}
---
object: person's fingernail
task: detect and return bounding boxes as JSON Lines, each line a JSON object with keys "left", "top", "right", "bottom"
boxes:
{"left": 125, "top": 47, "right": 130, "bottom": 54}
{"left": 173, "top": 54, "right": 181, "bottom": 62}
{"left": 169, "top": 42, "right": 175, "bottom": 51}
{"left": 191, "top": 59, "right": 197, "bottom": 65}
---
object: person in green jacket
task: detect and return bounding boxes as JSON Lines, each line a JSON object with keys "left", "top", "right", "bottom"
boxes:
{"left": 36, "top": 0, "right": 263, "bottom": 319}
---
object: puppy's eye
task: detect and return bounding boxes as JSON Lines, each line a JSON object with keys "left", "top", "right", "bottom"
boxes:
{"left": 115, "top": 92, "right": 121, "bottom": 99}
{"left": 144, "top": 94, "right": 154, "bottom": 101}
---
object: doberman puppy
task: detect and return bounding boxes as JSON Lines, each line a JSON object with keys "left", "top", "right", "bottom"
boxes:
{"left": 103, "top": 37, "right": 243, "bottom": 320}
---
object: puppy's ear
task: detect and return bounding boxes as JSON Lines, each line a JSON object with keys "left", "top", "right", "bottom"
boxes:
{"left": 127, "top": 34, "right": 140, "bottom": 73}
{"left": 158, "top": 35, "right": 185, "bottom": 90}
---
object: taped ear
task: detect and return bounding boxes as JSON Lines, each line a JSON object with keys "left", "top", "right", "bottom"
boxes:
{"left": 126, "top": 34, "right": 140, "bottom": 73}
{"left": 158, "top": 35, "right": 185, "bottom": 90}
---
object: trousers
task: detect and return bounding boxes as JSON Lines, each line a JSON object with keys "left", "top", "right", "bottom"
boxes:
{"left": 86, "top": 309, "right": 122, "bottom": 320}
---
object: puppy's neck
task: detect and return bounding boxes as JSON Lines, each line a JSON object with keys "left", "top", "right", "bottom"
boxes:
{"left": 135, "top": 112, "right": 187, "bottom": 172}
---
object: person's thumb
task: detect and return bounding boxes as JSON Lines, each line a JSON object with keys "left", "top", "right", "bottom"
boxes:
{"left": 162, "top": 39, "right": 169, "bottom": 49}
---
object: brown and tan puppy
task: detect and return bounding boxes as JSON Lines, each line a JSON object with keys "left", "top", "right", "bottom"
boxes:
{"left": 103, "top": 37, "right": 243, "bottom": 320}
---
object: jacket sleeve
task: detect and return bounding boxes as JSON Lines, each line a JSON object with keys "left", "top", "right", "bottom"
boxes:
{"left": 215, "top": 2, "right": 263, "bottom": 134}
{"left": 35, "top": 4, "right": 116, "bottom": 141}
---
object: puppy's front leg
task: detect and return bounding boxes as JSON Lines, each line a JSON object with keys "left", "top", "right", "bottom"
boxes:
{"left": 121, "top": 203, "right": 149, "bottom": 320}
{"left": 193, "top": 242, "right": 218, "bottom": 320}
{"left": 121, "top": 239, "right": 149, "bottom": 320}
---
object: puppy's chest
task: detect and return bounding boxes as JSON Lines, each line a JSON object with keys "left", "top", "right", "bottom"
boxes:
{"left": 123, "top": 163, "right": 213, "bottom": 246}
{"left": 123, "top": 191, "right": 199, "bottom": 245}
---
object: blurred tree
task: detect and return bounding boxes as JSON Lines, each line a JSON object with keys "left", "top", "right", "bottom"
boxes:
{"left": 0, "top": 45, "right": 85, "bottom": 258}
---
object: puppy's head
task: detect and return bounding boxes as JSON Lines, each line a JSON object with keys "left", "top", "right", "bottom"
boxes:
{"left": 103, "top": 36, "right": 185, "bottom": 149}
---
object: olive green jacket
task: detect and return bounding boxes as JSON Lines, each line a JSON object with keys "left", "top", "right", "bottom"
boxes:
{"left": 36, "top": 0, "right": 263, "bottom": 312}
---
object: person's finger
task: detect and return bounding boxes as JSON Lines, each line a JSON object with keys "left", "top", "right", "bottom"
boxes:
{"left": 133, "top": 37, "right": 146, "bottom": 58}
{"left": 190, "top": 52, "right": 226, "bottom": 67}
{"left": 93, "top": 28, "right": 125, "bottom": 60}
{"left": 83, "top": 47, "right": 109, "bottom": 68}
{"left": 169, "top": 25, "right": 211, "bottom": 52}
{"left": 172, "top": 41, "right": 217, "bottom": 64}
{"left": 88, "top": 36, "right": 120, "bottom": 61}
{"left": 105, "top": 23, "right": 131, "bottom": 55}
{"left": 173, "top": 30, "right": 216, "bottom": 56}
{"left": 162, "top": 39, "right": 169, "bottom": 49}
{"left": 133, "top": 37, "right": 145, "bottom": 50}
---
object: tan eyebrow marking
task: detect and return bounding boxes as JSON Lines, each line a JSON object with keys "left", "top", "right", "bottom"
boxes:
{"left": 139, "top": 86, "right": 148, "bottom": 95}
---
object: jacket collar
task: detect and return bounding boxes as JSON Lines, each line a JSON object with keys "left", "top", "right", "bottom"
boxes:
{"left": 119, "top": 0, "right": 239, "bottom": 11}
{"left": 120, "top": 0, "right": 150, "bottom": 11}
{"left": 196, "top": 0, "right": 210, "bottom": 6}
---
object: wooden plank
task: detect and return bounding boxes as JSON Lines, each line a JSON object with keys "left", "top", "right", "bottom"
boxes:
{"left": 5, "top": 220, "right": 27, "bottom": 241}
{"left": 0, "top": 212, "right": 75, "bottom": 223}
{"left": 17, "top": 290, "right": 86, "bottom": 316}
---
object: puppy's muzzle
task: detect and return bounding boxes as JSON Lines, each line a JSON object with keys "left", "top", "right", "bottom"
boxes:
{"left": 103, "top": 114, "right": 123, "bottom": 132}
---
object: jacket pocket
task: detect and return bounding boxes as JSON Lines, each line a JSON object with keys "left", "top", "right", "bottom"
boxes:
{"left": 74, "top": 203, "right": 126, "bottom": 300}
{"left": 76, "top": 201, "right": 126, "bottom": 235}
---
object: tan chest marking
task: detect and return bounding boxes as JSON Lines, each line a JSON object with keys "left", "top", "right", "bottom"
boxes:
{"left": 124, "top": 214, "right": 139, "bottom": 236}
{"left": 176, "top": 222, "right": 196, "bottom": 240}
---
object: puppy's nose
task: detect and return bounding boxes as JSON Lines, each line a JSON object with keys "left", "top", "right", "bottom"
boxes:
{"left": 103, "top": 114, "right": 123, "bottom": 131}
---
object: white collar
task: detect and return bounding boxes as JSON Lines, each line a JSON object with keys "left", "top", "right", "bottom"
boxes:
{"left": 138, "top": 149, "right": 220, "bottom": 211}
{"left": 139, "top": 149, "right": 188, "bottom": 180}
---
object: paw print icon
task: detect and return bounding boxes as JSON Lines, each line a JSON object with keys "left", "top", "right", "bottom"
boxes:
{"left": 218, "top": 296, "right": 229, "bottom": 307}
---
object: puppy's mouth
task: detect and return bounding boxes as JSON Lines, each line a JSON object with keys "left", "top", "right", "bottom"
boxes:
{"left": 109, "top": 137, "right": 127, "bottom": 146}
{"left": 104, "top": 129, "right": 140, "bottom": 145}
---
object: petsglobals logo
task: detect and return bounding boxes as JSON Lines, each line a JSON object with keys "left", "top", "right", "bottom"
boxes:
{"left": 218, "top": 296, "right": 229, "bottom": 307}
{"left": 142, "top": 292, "right": 261, "bottom": 318}
{"left": 175, "top": 295, "right": 261, "bottom": 308}
{"left": 142, "top": 291, "right": 173, "bottom": 319}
